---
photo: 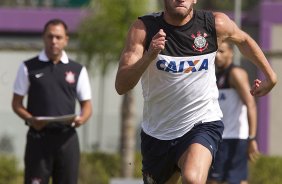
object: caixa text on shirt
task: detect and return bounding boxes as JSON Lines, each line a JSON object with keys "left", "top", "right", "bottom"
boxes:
{"left": 156, "top": 59, "right": 208, "bottom": 73}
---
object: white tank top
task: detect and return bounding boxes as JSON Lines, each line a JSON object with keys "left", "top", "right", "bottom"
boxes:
{"left": 219, "top": 89, "right": 248, "bottom": 139}
{"left": 141, "top": 52, "right": 222, "bottom": 140}
{"left": 139, "top": 10, "right": 223, "bottom": 140}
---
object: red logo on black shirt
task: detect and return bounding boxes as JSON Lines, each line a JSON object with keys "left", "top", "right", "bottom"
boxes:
{"left": 65, "top": 71, "right": 76, "bottom": 84}
{"left": 191, "top": 31, "right": 208, "bottom": 52}
{"left": 217, "top": 75, "right": 226, "bottom": 88}
{"left": 31, "top": 178, "right": 42, "bottom": 184}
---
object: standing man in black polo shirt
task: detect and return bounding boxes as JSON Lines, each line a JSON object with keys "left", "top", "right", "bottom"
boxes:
{"left": 12, "top": 19, "right": 92, "bottom": 184}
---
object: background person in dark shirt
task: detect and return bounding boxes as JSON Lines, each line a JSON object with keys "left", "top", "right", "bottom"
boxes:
{"left": 208, "top": 41, "right": 260, "bottom": 184}
{"left": 12, "top": 19, "right": 92, "bottom": 184}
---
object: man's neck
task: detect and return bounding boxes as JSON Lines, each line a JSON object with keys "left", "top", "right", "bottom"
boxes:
{"left": 163, "top": 9, "right": 194, "bottom": 26}
{"left": 47, "top": 54, "right": 62, "bottom": 64}
{"left": 52, "top": 60, "right": 61, "bottom": 64}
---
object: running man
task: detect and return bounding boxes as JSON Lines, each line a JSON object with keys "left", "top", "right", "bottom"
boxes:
{"left": 115, "top": 0, "right": 276, "bottom": 183}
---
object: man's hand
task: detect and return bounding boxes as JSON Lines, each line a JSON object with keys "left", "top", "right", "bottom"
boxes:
{"left": 27, "top": 117, "right": 48, "bottom": 131}
{"left": 147, "top": 29, "right": 167, "bottom": 60}
{"left": 248, "top": 140, "right": 260, "bottom": 162}
{"left": 250, "top": 77, "right": 277, "bottom": 97}
{"left": 71, "top": 116, "right": 83, "bottom": 128}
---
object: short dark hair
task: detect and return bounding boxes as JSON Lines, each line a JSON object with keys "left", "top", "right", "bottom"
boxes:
{"left": 43, "top": 18, "right": 68, "bottom": 35}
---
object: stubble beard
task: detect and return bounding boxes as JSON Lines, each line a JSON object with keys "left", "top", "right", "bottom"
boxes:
{"left": 166, "top": 5, "right": 193, "bottom": 22}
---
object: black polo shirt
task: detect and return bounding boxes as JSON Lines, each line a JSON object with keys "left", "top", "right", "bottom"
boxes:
{"left": 14, "top": 50, "right": 91, "bottom": 119}
{"left": 25, "top": 56, "right": 82, "bottom": 116}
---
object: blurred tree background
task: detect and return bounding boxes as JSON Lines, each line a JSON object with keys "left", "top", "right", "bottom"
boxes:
{"left": 77, "top": 0, "right": 150, "bottom": 178}
{"left": 0, "top": 0, "right": 260, "bottom": 10}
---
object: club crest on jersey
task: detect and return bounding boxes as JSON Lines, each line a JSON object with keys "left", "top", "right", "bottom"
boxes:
{"left": 31, "top": 178, "right": 42, "bottom": 184}
{"left": 217, "top": 76, "right": 226, "bottom": 88}
{"left": 191, "top": 31, "right": 208, "bottom": 52}
{"left": 144, "top": 173, "right": 156, "bottom": 184}
{"left": 65, "top": 71, "right": 76, "bottom": 84}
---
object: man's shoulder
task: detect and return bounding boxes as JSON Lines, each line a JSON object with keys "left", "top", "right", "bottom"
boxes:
{"left": 224, "top": 64, "right": 246, "bottom": 78}
{"left": 195, "top": 9, "right": 213, "bottom": 16}
{"left": 230, "top": 65, "right": 247, "bottom": 74}
{"left": 24, "top": 56, "right": 39, "bottom": 64}
{"left": 139, "top": 12, "right": 162, "bottom": 20}
{"left": 138, "top": 12, "right": 162, "bottom": 25}
{"left": 229, "top": 65, "right": 248, "bottom": 85}
{"left": 23, "top": 56, "right": 40, "bottom": 68}
{"left": 67, "top": 59, "right": 84, "bottom": 69}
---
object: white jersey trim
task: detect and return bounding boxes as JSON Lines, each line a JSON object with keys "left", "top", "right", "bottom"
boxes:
{"left": 13, "top": 62, "right": 29, "bottom": 96}
{"left": 76, "top": 67, "right": 92, "bottom": 101}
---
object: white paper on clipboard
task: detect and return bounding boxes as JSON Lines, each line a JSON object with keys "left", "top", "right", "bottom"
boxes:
{"left": 34, "top": 114, "right": 77, "bottom": 124}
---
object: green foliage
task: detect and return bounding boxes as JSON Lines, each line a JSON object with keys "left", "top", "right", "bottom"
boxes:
{"left": 2, "top": 153, "right": 282, "bottom": 184}
{"left": 0, "top": 155, "right": 20, "bottom": 184}
{"left": 78, "top": 151, "right": 146, "bottom": 183}
{"left": 133, "top": 151, "right": 142, "bottom": 178}
{"left": 78, "top": 153, "right": 282, "bottom": 184}
{"left": 78, "top": 0, "right": 150, "bottom": 75}
{"left": 249, "top": 155, "right": 282, "bottom": 184}
{"left": 79, "top": 152, "right": 121, "bottom": 184}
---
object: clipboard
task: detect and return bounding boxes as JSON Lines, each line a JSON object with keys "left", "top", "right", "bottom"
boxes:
{"left": 34, "top": 114, "right": 77, "bottom": 124}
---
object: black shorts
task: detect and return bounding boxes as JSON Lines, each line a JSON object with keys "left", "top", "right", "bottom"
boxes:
{"left": 24, "top": 127, "right": 80, "bottom": 184}
{"left": 208, "top": 139, "right": 248, "bottom": 183}
{"left": 141, "top": 120, "right": 224, "bottom": 184}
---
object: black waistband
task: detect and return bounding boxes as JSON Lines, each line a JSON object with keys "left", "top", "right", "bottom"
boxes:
{"left": 29, "top": 124, "right": 73, "bottom": 135}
